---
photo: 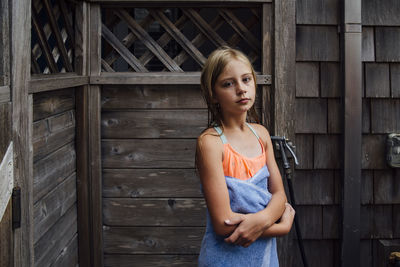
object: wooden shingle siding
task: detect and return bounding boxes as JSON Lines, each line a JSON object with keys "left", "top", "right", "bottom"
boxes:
{"left": 320, "top": 62, "right": 340, "bottom": 97}
{"left": 295, "top": 62, "right": 319, "bottom": 97}
{"left": 390, "top": 63, "right": 400, "bottom": 97}
{"left": 360, "top": 240, "right": 373, "bottom": 267}
{"left": 365, "top": 63, "right": 390, "bottom": 98}
{"left": 296, "top": 26, "right": 339, "bottom": 61}
{"left": 322, "top": 205, "right": 340, "bottom": 239}
{"left": 328, "top": 99, "right": 341, "bottom": 134}
{"left": 295, "top": 205, "right": 322, "bottom": 239}
{"left": 362, "top": 27, "right": 375, "bottom": 62}
{"left": 362, "top": 0, "right": 400, "bottom": 26}
{"left": 313, "top": 135, "right": 340, "bottom": 169}
{"left": 361, "top": 170, "right": 373, "bottom": 205}
{"left": 394, "top": 205, "right": 400, "bottom": 238}
{"left": 361, "top": 205, "right": 394, "bottom": 239}
{"left": 362, "top": 99, "right": 371, "bottom": 133}
{"left": 373, "top": 170, "right": 400, "bottom": 204}
{"left": 296, "top": 0, "right": 339, "bottom": 25}
{"left": 361, "top": 135, "right": 387, "bottom": 169}
{"left": 375, "top": 27, "right": 400, "bottom": 62}
{"left": 292, "top": 170, "right": 335, "bottom": 204}
{"left": 371, "top": 99, "right": 400, "bottom": 133}
{"left": 298, "top": 240, "right": 337, "bottom": 267}
{"left": 294, "top": 134, "right": 313, "bottom": 169}
{"left": 104, "top": 255, "right": 198, "bottom": 267}
{"left": 295, "top": 98, "right": 327, "bottom": 133}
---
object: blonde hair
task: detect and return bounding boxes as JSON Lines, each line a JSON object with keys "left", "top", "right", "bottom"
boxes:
{"left": 200, "top": 46, "right": 259, "bottom": 127}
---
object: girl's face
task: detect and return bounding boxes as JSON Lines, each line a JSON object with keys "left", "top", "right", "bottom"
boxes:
{"left": 213, "top": 59, "right": 256, "bottom": 117}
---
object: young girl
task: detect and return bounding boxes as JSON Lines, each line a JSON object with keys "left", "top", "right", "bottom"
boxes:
{"left": 196, "top": 47, "right": 295, "bottom": 266}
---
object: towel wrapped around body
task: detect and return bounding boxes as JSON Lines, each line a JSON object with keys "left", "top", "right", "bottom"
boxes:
{"left": 198, "top": 165, "right": 279, "bottom": 267}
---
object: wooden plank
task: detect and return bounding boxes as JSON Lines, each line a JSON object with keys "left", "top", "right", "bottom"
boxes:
{"left": 103, "top": 169, "right": 201, "bottom": 198}
{"left": 103, "top": 227, "right": 203, "bottom": 254}
{"left": 261, "top": 3, "right": 272, "bottom": 128}
{"left": 295, "top": 62, "right": 319, "bottom": 97}
{"left": 361, "top": 170, "right": 373, "bottom": 205}
{"left": 362, "top": 99, "right": 370, "bottom": 133}
{"left": 360, "top": 205, "right": 373, "bottom": 239}
{"left": 33, "top": 111, "right": 75, "bottom": 162}
{"left": 103, "top": 198, "right": 206, "bottom": 226}
{"left": 295, "top": 98, "right": 327, "bottom": 133}
{"left": 321, "top": 62, "right": 341, "bottom": 97}
{"left": 58, "top": 0, "right": 75, "bottom": 47}
{"left": 102, "top": 85, "right": 205, "bottom": 109}
{"left": 295, "top": 205, "right": 322, "bottom": 239}
{"left": 372, "top": 205, "right": 393, "bottom": 238}
{"left": 104, "top": 255, "right": 198, "bottom": 267}
{"left": 391, "top": 63, "right": 400, "bottom": 97}
{"left": 102, "top": 110, "right": 207, "bottom": 139}
{"left": 0, "top": 200, "right": 12, "bottom": 267}
{"left": 371, "top": 99, "right": 400, "bottom": 133}
{"left": 0, "top": 85, "right": 10, "bottom": 103}
{"left": 102, "top": 139, "right": 196, "bottom": 168}
{"left": 11, "top": 0, "right": 33, "bottom": 263}
{"left": 33, "top": 172, "right": 76, "bottom": 243}
{"left": 296, "top": 26, "right": 339, "bottom": 61}
{"left": 362, "top": 0, "right": 400, "bottom": 26}
{"left": 92, "top": 72, "right": 271, "bottom": 85}
{"left": 50, "top": 233, "right": 78, "bottom": 267}
{"left": 0, "top": 0, "right": 10, "bottom": 87}
{"left": 34, "top": 205, "right": 77, "bottom": 267}
{"left": 149, "top": 9, "right": 206, "bottom": 67}
{"left": 375, "top": 27, "right": 400, "bottom": 62}
{"left": 294, "top": 134, "right": 313, "bottom": 169}
{"left": 292, "top": 170, "right": 335, "bottom": 204}
{"left": 0, "top": 143, "right": 13, "bottom": 221}
{"left": 328, "top": 98, "right": 341, "bottom": 134}
{"left": 102, "top": 24, "right": 148, "bottom": 72}
{"left": 0, "top": 102, "right": 11, "bottom": 162}
{"left": 374, "top": 170, "right": 400, "bottom": 204}
{"left": 323, "top": 205, "right": 340, "bottom": 239}
{"left": 361, "top": 134, "right": 386, "bottom": 169}
{"left": 33, "top": 88, "right": 75, "bottom": 121}
{"left": 29, "top": 74, "right": 88, "bottom": 93}
{"left": 362, "top": 27, "right": 375, "bottom": 62}
{"left": 296, "top": 0, "right": 339, "bottom": 25}
{"left": 33, "top": 142, "right": 76, "bottom": 203}
{"left": 42, "top": 0, "right": 73, "bottom": 72}
{"left": 314, "top": 134, "right": 340, "bottom": 169}
{"left": 365, "top": 63, "right": 390, "bottom": 97}
{"left": 115, "top": 10, "right": 183, "bottom": 72}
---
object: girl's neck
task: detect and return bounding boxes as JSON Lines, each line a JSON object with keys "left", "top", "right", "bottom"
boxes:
{"left": 220, "top": 113, "right": 248, "bottom": 131}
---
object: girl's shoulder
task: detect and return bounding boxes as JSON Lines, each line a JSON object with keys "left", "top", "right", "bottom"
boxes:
{"left": 197, "top": 127, "right": 223, "bottom": 151}
{"left": 248, "top": 123, "right": 271, "bottom": 139}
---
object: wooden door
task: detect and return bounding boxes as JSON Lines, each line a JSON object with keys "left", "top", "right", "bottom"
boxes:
{"left": 90, "top": 2, "right": 272, "bottom": 265}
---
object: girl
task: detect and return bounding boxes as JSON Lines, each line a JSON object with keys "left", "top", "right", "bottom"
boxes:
{"left": 196, "top": 47, "right": 295, "bottom": 266}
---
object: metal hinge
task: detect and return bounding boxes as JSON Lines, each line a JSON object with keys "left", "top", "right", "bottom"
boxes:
{"left": 12, "top": 187, "right": 21, "bottom": 230}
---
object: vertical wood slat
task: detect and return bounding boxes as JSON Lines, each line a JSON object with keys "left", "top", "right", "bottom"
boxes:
{"left": 341, "top": 0, "right": 362, "bottom": 266}
{"left": 261, "top": 3, "right": 272, "bottom": 129}
{"left": 75, "top": 2, "right": 91, "bottom": 267}
{"left": 0, "top": 0, "right": 10, "bottom": 86}
{"left": 11, "top": 0, "right": 33, "bottom": 265}
{"left": 42, "top": 0, "right": 73, "bottom": 72}
{"left": 89, "top": 4, "right": 103, "bottom": 267}
{"left": 57, "top": 0, "right": 75, "bottom": 46}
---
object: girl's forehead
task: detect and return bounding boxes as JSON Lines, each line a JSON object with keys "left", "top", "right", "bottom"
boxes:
{"left": 219, "top": 59, "right": 252, "bottom": 77}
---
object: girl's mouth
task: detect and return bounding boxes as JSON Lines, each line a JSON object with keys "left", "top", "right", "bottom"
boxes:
{"left": 237, "top": 98, "right": 250, "bottom": 104}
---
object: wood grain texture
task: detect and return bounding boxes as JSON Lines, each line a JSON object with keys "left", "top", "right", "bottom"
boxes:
{"left": 362, "top": 0, "right": 400, "bottom": 26}
{"left": 295, "top": 62, "right": 319, "bottom": 97}
{"left": 296, "top": 0, "right": 339, "bottom": 25}
{"left": 292, "top": 170, "right": 335, "bottom": 205}
{"left": 365, "top": 63, "right": 390, "bottom": 98}
{"left": 362, "top": 27, "right": 375, "bottom": 62}
{"left": 103, "top": 227, "right": 203, "bottom": 254}
{"left": 296, "top": 26, "right": 339, "bottom": 61}
{"left": 50, "top": 234, "right": 78, "bottom": 267}
{"left": 102, "top": 85, "right": 205, "bottom": 109}
{"left": 103, "top": 198, "right": 206, "bottom": 226}
{"left": 0, "top": 85, "right": 10, "bottom": 103}
{"left": 362, "top": 99, "right": 371, "bottom": 133}
{"left": 33, "top": 142, "right": 76, "bottom": 203}
{"left": 361, "top": 170, "right": 373, "bottom": 205}
{"left": 34, "top": 205, "right": 77, "bottom": 267}
{"left": 361, "top": 134, "right": 387, "bottom": 169}
{"left": 322, "top": 205, "right": 340, "bottom": 239}
{"left": 295, "top": 205, "right": 322, "bottom": 239}
{"left": 391, "top": 63, "right": 400, "bottom": 97}
{"left": 0, "top": 102, "right": 11, "bottom": 161}
{"left": 0, "top": 0, "right": 10, "bottom": 87}
{"left": 33, "top": 173, "right": 76, "bottom": 243}
{"left": 0, "top": 200, "right": 12, "bottom": 267}
{"left": 320, "top": 62, "right": 340, "bottom": 97}
{"left": 104, "top": 254, "right": 198, "bottom": 267}
{"left": 295, "top": 98, "right": 327, "bottom": 133}
{"left": 33, "top": 88, "right": 75, "bottom": 121}
{"left": 29, "top": 75, "right": 88, "bottom": 93}
{"left": 103, "top": 169, "right": 201, "bottom": 198}
{"left": 102, "top": 110, "right": 207, "bottom": 138}
{"left": 373, "top": 170, "right": 400, "bottom": 204}
{"left": 328, "top": 98, "right": 341, "bottom": 134}
{"left": 375, "top": 27, "right": 400, "bottom": 62}
{"left": 314, "top": 134, "right": 340, "bottom": 169}
{"left": 294, "top": 134, "right": 313, "bottom": 169}
{"left": 371, "top": 99, "right": 400, "bottom": 133}
{"left": 102, "top": 139, "right": 196, "bottom": 168}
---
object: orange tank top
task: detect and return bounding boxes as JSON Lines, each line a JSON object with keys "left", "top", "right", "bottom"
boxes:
{"left": 214, "top": 124, "right": 266, "bottom": 180}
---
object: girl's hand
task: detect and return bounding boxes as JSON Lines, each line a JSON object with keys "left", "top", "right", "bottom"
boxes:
{"left": 280, "top": 203, "right": 295, "bottom": 231}
{"left": 223, "top": 213, "right": 267, "bottom": 247}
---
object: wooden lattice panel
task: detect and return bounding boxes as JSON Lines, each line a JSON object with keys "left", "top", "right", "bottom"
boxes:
{"left": 101, "top": 6, "right": 261, "bottom": 72}
{"left": 31, "top": 0, "right": 75, "bottom": 74}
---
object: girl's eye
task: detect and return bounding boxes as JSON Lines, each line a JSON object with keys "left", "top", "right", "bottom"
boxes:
{"left": 243, "top": 76, "right": 252, "bottom": 83}
{"left": 222, "top": 81, "right": 234, "bottom": 87}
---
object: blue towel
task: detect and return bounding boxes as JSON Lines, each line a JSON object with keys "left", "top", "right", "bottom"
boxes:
{"left": 198, "top": 165, "right": 279, "bottom": 267}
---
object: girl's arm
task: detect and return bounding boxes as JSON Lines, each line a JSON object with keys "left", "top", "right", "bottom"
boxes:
{"left": 224, "top": 124, "right": 287, "bottom": 247}
{"left": 196, "top": 130, "right": 243, "bottom": 236}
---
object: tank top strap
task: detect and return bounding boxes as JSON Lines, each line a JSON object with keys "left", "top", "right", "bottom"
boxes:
{"left": 214, "top": 126, "right": 228, "bottom": 144}
{"left": 246, "top": 123, "right": 260, "bottom": 139}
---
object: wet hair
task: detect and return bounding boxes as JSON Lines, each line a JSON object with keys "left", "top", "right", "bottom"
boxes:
{"left": 200, "top": 46, "right": 259, "bottom": 128}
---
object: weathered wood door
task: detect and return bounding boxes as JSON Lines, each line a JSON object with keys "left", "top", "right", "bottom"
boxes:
{"left": 90, "top": 2, "right": 273, "bottom": 266}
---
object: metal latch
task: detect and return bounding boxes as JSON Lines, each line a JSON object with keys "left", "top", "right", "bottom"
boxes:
{"left": 12, "top": 187, "right": 21, "bottom": 230}
{"left": 387, "top": 133, "right": 400, "bottom": 168}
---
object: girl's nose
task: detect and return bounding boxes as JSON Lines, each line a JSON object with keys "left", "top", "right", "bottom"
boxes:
{"left": 236, "top": 83, "right": 247, "bottom": 94}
